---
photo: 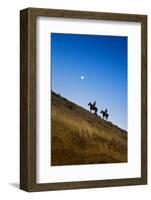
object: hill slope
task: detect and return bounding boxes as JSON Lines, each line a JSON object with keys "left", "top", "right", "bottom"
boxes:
{"left": 51, "top": 91, "right": 127, "bottom": 166}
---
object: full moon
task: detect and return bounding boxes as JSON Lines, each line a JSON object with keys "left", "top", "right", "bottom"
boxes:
{"left": 81, "top": 76, "right": 85, "bottom": 80}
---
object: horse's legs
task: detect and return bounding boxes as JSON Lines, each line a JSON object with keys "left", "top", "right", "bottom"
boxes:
{"left": 95, "top": 109, "right": 97, "bottom": 115}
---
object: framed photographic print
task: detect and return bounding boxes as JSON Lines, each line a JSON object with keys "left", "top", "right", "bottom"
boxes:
{"left": 20, "top": 8, "right": 147, "bottom": 191}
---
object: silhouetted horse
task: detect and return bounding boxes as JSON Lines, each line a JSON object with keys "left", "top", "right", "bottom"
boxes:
{"left": 100, "top": 110, "right": 109, "bottom": 120}
{"left": 88, "top": 103, "right": 98, "bottom": 114}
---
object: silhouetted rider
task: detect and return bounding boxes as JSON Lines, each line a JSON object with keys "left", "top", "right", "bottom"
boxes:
{"left": 93, "top": 101, "right": 96, "bottom": 107}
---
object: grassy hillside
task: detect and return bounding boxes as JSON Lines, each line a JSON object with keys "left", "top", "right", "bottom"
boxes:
{"left": 51, "top": 91, "right": 127, "bottom": 166}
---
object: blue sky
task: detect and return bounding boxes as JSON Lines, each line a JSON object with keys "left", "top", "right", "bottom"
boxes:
{"left": 51, "top": 33, "right": 127, "bottom": 131}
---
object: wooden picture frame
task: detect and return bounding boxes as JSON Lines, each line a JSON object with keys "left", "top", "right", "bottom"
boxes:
{"left": 20, "top": 7, "right": 147, "bottom": 192}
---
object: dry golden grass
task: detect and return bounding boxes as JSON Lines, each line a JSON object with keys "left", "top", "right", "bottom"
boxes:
{"left": 51, "top": 92, "right": 127, "bottom": 166}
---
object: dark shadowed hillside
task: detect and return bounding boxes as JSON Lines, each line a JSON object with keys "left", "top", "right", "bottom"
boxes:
{"left": 51, "top": 91, "right": 127, "bottom": 166}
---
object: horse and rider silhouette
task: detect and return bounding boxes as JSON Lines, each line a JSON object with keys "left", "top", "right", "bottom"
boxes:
{"left": 88, "top": 101, "right": 98, "bottom": 114}
{"left": 88, "top": 101, "right": 109, "bottom": 120}
{"left": 100, "top": 109, "right": 109, "bottom": 120}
